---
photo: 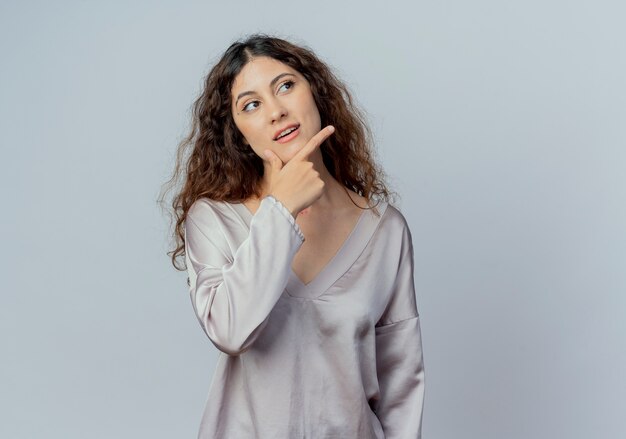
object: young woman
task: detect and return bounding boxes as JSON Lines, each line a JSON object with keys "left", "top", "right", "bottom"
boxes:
{"left": 161, "top": 33, "right": 425, "bottom": 438}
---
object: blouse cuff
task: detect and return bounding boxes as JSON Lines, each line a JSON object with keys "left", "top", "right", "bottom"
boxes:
{"left": 262, "top": 195, "right": 305, "bottom": 243}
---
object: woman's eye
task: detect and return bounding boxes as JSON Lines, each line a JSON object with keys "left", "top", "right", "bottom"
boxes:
{"left": 241, "top": 81, "right": 294, "bottom": 113}
{"left": 242, "top": 101, "right": 259, "bottom": 112}
{"left": 278, "top": 80, "right": 295, "bottom": 92}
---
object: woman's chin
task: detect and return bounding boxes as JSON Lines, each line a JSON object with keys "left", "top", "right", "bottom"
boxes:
{"left": 282, "top": 141, "right": 305, "bottom": 160}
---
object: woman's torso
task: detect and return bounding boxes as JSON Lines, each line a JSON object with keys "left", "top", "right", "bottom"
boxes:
{"left": 242, "top": 189, "right": 369, "bottom": 286}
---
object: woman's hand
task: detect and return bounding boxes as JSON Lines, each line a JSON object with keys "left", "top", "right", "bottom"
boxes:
{"left": 262, "top": 125, "right": 335, "bottom": 218}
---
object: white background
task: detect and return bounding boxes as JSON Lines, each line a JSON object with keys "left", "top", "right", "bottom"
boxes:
{"left": 1, "top": 0, "right": 624, "bottom": 437}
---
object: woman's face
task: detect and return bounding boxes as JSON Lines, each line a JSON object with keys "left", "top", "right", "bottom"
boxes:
{"left": 230, "top": 56, "right": 322, "bottom": 164}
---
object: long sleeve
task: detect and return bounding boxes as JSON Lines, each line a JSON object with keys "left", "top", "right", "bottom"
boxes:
{"left": 373, "top": 222, "right": 426, "bottom": 438}
{"left": 184, "top": 195, "right": 305, "bottom": 356}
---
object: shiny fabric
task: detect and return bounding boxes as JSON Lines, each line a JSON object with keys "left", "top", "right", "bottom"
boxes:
{"left": 184, "top": 195, "right": 425, "bottom": 438}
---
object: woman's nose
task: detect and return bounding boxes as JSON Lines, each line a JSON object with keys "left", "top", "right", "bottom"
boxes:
{"left": 268, "top": 99, "right": 287, "bottom": 122}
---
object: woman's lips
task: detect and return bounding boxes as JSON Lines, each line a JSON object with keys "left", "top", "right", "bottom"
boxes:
{"left": 275, "top": 126, "right": 300, "bottom": 144}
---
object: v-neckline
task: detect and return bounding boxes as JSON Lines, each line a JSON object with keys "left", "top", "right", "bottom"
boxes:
{"left": 231, "top": 198, "right": 389, "bottom": 299}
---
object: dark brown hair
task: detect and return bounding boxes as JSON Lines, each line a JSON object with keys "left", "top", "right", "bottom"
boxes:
{"left": 158, "top": 33, "right": 398, "bottom": 271}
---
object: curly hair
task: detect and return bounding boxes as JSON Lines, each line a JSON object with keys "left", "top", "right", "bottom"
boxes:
{"left": 158, "top": 33, "right": 398, "bottom": 271}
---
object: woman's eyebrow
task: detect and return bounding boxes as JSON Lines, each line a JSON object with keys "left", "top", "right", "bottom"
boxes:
{"left": 235, "top": 72, "right": 295, "bottom": 107}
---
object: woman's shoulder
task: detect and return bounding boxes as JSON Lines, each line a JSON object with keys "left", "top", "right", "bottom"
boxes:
{"left": 187, "top": 197, "right": 241, "bottom": 229}
{"left": 372, "top": 198, "right": 408, "bottom": 230}
{"left": 375, "top": 201, "right": 414, "bottom": 251}
{"left": 383, "top": 202, "right": 409, "bottom": 226}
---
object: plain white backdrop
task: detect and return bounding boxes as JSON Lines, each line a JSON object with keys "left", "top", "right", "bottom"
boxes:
{"left": 1, "top": 0, "right": 624, "bottom": 437}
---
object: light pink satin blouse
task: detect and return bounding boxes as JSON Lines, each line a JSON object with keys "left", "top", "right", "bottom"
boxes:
{"left": 184, "top": 194, "right": 425, "bottom": 438}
